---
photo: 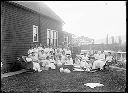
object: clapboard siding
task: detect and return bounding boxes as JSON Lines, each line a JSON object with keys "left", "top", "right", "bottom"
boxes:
{"left": 40, "top": 15, "right": 62, "bottom": 46}
{"left": 1, "top": 2, "right": 63, "bottom": 72}
{"left": 1, "top": 2, "right": 36, "bottom": 72}
{"left": 1, "top": 2, "right": 40, "bottom": 72}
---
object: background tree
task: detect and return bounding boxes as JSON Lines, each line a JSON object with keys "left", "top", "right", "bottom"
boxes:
{"left": 118, "top": 36, "right": 122, "bottom": 45}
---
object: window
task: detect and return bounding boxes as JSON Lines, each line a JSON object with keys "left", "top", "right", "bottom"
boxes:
{"left": 47, "top": 29, "right": 51, "bottom": 46}
{"left": 47, "top": 29, "right": 58, "bottom": 47}
{"left": 64, "top": 35, "right": 68, "bottom": 42}
{"left": 53, "top": 31, "right": 58, "bottom": 47}
{"left": 51, "top": 30, "right": 53, "bottom": 39}
{"left": 33, "top": 25, "right": 38, "bottom": 42}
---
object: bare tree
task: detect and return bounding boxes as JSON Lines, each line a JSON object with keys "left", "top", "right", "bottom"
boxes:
{"left": 106, "top": 34, "right": 108, "bottom": 44}
{"left": 118, "top": 35, "right": 122, "bottom": 45}
{"left": 111, "top": 36, "right": 114, "bottom": 44}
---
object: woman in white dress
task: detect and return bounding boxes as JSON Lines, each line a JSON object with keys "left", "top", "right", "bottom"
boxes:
{"left": 92, "top": 51, "right": 106, "bottom": 70}
{"left": 64, "top": 55, "right": 73, "bottom": 71}
{"left": 104, "top": 52, "right": 113, "bottom": 69}
{"left": 74, "top": 56, "right": 81, "bottom": 66}
{"left": 38, "top": 49, "right": 49, "bottom": 70}
{"left": 61, "top": 50, "right": 66, "bottom": 65}
{"left": 29, "top": 51, "right": 42, "bottom": 72}
{"left": 49, "top": 56, "right": 56, "bottom": 70}
{"left": 80, "top": 53, "right": 92, "bottom": 71}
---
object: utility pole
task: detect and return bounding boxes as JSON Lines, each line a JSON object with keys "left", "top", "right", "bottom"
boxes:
{"left": 106, "top": 34, "right": 108, "bottom": 44}
{"left": 118, "top": 35, "right": 122, "bottom": 45}
{"left": 111, "top": 36, "right": 114, "bottom": 44}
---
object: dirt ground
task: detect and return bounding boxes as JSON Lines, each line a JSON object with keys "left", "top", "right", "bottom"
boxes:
{"left": 1, "top": 69, "right": 126, "bottom": 93}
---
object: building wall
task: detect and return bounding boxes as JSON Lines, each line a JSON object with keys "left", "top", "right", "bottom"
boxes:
{"left": 1, "top": 2, "right": 62, "bottom": 72}
{"left": 58, "top": 31, "right": 64, "bottom": 46}
{"left": 40, "top": 15, "right": 62, "bottom": 46}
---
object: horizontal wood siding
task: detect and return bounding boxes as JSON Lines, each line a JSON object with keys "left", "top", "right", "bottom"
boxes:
{"left": 1, "top": 2, "right": 39, "bottom": 72}
{"left": 1, "top": 2, "right": 63, "bottom": 72}
{"left": 58, "top": 31, "right": 64, "bottom": 46}
{"left": 40, "top": 15, "right": 62, "bottom": 46}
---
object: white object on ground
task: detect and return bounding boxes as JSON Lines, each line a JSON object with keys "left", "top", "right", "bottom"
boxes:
{"left": 60, "top": 67, "right": 64, "bottom": 72}
{"left": 85, "top": 68, "right": 90, "bottom": 71}
{"left": 64, "top": 68, "right": 71, "bottom": 73}
{"left": 48, "top": 63, "right": 56, "bottom": 69}
{"left": 73, "top": 68, "right": 84, "bottom": 71}
{"left": 84, "top": 83, "right": 104, "bottom": 88}
{"left": 73, "top": 65, "right": 81, "bottom": 68}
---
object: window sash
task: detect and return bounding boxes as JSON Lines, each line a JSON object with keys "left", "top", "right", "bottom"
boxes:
{"left": 33, "top": 25, "right": 38, "bottom": 42}
{"left": 47, "top": 29, "right": 51, "bottom": 39}
{"left": 47, "top": 29, "right": 58, "bottom": 47}
{"left": 51, "top": 30, "right": 53, "bottom": 39}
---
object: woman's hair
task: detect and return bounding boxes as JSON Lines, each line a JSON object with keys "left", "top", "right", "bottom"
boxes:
{"left": 62, "top": 50, "right": 65, "bottom": 54}
{"left": 108, "top": 52, "right": 111, "bottom": 54}
{"left": 59, "top": 55, "right": 62, "bottom": 59}
{"left": 46, "top": 56, "right": 50, "bottom": 60}
{"left": 41, "top": 50, "right": 44, "bottom": 53}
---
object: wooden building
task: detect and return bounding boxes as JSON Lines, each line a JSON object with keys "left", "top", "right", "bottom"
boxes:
{"left": 1, "top": 1, "right": 64, "bottom": 72}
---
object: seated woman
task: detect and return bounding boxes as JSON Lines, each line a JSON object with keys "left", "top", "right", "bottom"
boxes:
{"left": 28, "top": 47, "right": 34, "bottom": 55}
{"left": 80, "top": 53, "right": 92, "bottom": 71}
{"left": 44, "top": 56, "right": 51, "bottom": 70}
{"left": 61, "top": 50, "right": 66, "bottom": 65}
{"left": 64, "top": 55, "right": 73, "bottom": 71}
{"left": 29, "top": 51, "right": 42, "bottom": 72}
{"left": 49, "top": 56, "right": 56, "bottom": 70}
{"left": 65, "top": 55, "right": 73, "bottom": 65}
{"left": 74, "top": 56, "right": 81, "bottom": 66}
{"left": 56, "top": 55, "right": 63, "bottom": 66}
{"left": 38, "top": 49, "right": 49, "bottom": 70}
{"left": 55, "top": 48, "right": 61, "bottom": 61}
{"left": 55, "top": 55, "right": 63, "bottom": 71}
{"left": 104, "top": 52, "right": 113, "bottom": 69}
{"left": 65, "top": 47, "right": 71, "bottom": 56}
{"left": 92, "top": 51, "right": 106, "bottom": 71}
{"left": 38, "top": 44, "right": 44, "bottom": 52}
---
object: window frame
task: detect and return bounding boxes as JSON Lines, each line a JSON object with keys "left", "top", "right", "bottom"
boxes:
{"left": 33, "top": 25, "right": 38, "bottom": 42}
{"left": 47, "top": 29, "right": 58, "bottom": 47}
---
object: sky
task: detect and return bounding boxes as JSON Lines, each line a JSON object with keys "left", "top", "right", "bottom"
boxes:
{"left": 42, "top": 1, "right": 126, "bottom": 40}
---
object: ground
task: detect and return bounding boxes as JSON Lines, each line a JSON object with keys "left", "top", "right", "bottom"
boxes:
{"left": 1, "top": 68, "right": 126, "bottom": 93}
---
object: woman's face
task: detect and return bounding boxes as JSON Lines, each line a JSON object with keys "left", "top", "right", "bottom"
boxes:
{"left": 51, "top": 57, "right": 54, "bottom": 59}
{"left": 108, "top": 52, "right": 111, "bottom": 56}
{"left": 62, "top": 51, "right": 65, "bottom": 55}
{"left": 41, "top": 50, "right": 44, "bottom": 54}
{"left": 31, "top": 52, "right": 35, "bottom": 56}
{"left": 68, "top": 56, "right": 71, "bottom": 59}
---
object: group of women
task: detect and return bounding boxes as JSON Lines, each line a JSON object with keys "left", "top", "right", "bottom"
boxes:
{"left": 24, "top": 44, "right": 113, "bottom": 72}
{"left": 74, "top": 50, "right": 113, "bottom": 71}
{"left": 24, "top": 44, "right": 73, "bottom": 72}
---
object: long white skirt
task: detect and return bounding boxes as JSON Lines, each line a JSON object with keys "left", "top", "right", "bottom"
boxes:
{"left": 81, "top": 61, "right": 92, "bottom": 68}
{"left": 92, "top": 60, "right": 105, "bottom": 70}
{"left": 33, "top": 62, "right": 42, "bottom": 72}
{"left": 48, "top": 63, "right": 56, "bottom": 69}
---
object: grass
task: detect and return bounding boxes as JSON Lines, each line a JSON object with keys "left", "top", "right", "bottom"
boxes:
{"left": 1, "top": 68, "right": 126, "bottom": 93}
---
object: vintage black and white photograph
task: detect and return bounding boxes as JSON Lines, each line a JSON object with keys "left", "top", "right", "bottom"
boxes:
{"left": 1, "top": 1, "right": 126, "bottom": 93}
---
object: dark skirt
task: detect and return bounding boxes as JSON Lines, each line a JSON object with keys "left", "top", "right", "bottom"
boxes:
{"left": 26, "top": 62, "right": 33, "bottom": 70}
